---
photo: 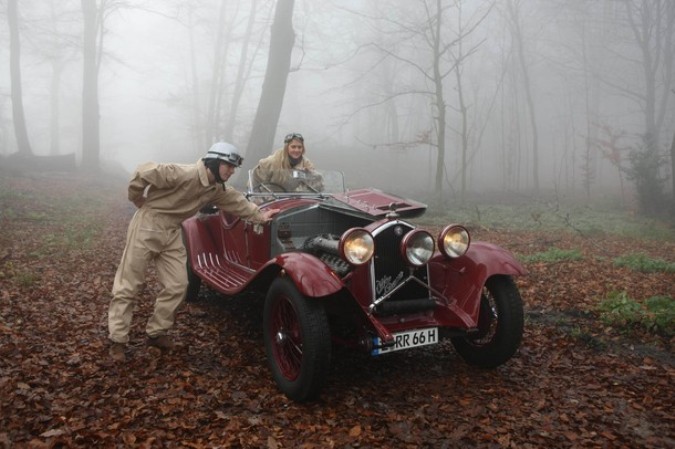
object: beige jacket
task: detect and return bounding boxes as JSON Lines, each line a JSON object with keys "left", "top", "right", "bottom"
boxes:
{"left": 128, "top": 160, "right": 265, "bottom": 228}
{"left": 252, "top": 148, "right": 316, "bottom": 188}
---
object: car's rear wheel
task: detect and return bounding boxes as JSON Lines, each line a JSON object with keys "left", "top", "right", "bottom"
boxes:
{"left": 263, "top": 276, "right": 331, "bottom": 402}
{"left": 185, "top": 258, "right": 201, "bottom": 302}
{"left": 451, "top": 275, "right": 523, "bottom": 368}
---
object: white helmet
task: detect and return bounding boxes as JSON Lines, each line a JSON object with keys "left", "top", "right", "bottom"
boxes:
{"left": 203, "top": 142, "right": 243, "bottom": 167}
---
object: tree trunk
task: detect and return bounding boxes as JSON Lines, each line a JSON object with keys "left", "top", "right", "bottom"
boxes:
{"left": 432, "top": 0, "right": 446, "bottom": 202}
{"left": 223, "top": 0, "right": 259, "bottom": 142}
{"left": 49, "top": 59, "right": 64, "bottom": 156}
{"left": 244, "top": 0, "right": 295, "bottom": 168}
{"left": 670, "top": 127, "right": 675, "bottom": 214}
{"left": 205, "top": 0, "right": 231, "bottom": 145}
{"left": 186, "top": 5, "right": 204, "bottom": 156}
{"left": 81, "top": 0, "right": 100, "bottom": 170}
{"left": 8, "top": 0, "right": 33, "bottom": 157}
{"left": 508, "top": 0, "right": 539, "bottom": 192}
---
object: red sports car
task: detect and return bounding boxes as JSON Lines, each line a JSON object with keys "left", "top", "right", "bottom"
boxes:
{"left": 181, "top": 169, "right": 525, "bottom": 402}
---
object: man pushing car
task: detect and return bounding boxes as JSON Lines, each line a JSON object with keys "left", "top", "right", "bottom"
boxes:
{"left": 107, "top": 142, "right": 279, "bottom": 362}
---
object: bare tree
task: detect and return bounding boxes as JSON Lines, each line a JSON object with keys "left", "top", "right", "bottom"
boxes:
{"left": 7, "top": 0, "right": 33, "bottom": 157}
{"left": 348, "top": 1, "right": 492, "bottom": 201}
{"left": 81, "top": 0, "right": 102, "bottom": 170}
{"left": 245, "top": 0, "right": 296, "bottom": 168}
{"left": 504, "top": 0, "right": 540, "bottom": 192}
{"left": 670, "top": 126, "right": 675, "bottom": 213}
{"left": 624, "top": 1, "right": 675, "bottom": 152}
{"left": 448, "top": 1, "right": 494, "bottom": 203}
{"left": 38, "top": 1, "right": 80, "bottom": 156}
{"left": 612, "top": 1, "right": 675, "bottom": 215}
{"left": 204, "top": 0, "right": 235, "bottom": 146}
{"left": 223, "top": 0, "right": 262, "bottom": 142}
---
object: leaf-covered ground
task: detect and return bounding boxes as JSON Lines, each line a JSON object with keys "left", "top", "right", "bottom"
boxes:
{"left": 0, "top": 173, "right": 673, "bottom": 449}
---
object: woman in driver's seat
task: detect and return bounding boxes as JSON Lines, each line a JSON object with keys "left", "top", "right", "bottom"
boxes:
{"left": 252, "top": 132, "right": 321, "bottom": 191}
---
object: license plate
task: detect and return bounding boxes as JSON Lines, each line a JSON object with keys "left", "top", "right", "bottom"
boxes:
{"left": 371, "top": 328, "right": 438, "bottom": 355}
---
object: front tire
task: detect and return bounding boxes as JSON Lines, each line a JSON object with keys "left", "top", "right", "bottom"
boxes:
{"left": 263, "top": 277, "right": 331, "bottom": 402}
{"left": 451, "top": 275, "right": 524, "bottom": 368}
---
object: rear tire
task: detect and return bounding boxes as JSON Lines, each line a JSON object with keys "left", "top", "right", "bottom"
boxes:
{"left": 263, "top": 277, "right": 331, "bottom": 402}
{"left": 451, "top": 275, "right": 524, "bottom": 368}
{"left": 185, "top": 258, "right": 202, "bottom": 302}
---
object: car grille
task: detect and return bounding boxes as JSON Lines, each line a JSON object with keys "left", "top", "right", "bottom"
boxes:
{"left": 371, "top": 222, "right": 433, "bottom": 315}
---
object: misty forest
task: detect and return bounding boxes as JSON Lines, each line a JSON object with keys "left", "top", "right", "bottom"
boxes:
{"left": 1, "top": 1, "right": 674, "bottom": 449}
{"left": 1, "top": 0, "right": 674, "bottom": 214}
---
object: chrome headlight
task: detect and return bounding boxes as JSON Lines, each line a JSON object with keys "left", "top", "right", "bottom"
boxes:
{"left": 401, "top": 230, "right": 435, "bottom": 266}
{"left": 339, "top": 228, "right": 375, "bottom": 265}
{"left": 438, "top": 225, "right": 470, "bottom": 258}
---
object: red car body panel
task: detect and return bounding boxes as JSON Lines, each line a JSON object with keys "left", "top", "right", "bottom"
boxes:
{"left": 333, "top": 188, "right": 427, "bottom": 218}
{"left": 182, "top": 185, "right": 524, "bottom": 343}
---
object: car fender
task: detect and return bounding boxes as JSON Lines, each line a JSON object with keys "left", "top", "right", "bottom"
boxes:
{"left": 266, "top": 252, "right": 345, "bottom": 298}
{"left": 429, "top": 241, "right": 526, "bottom": 325}
{"left": 452, "top": 241, "right": 526, "bottom": 278}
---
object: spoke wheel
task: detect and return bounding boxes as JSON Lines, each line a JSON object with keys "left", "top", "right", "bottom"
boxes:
{"left": 263, "top": 277, "right": 331, "bottom": 402}
{"left": 451, "top": 275, "right": 524, "bottom": 368}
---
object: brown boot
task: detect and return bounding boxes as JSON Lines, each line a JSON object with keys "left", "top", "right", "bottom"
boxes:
{"left": 147, "top": 335, "right": 175, "bottom": 351}
{"left": 109, "top": 343, "right": 126, "bottom": 362}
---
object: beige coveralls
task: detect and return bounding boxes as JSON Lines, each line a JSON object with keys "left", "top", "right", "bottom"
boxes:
{"left": 108, "top": 160, "right": 266, "bottom": 344}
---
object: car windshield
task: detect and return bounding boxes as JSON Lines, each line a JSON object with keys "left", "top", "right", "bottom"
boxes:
{"left": 247, "top": 169, "right": 346, "bottom": 201}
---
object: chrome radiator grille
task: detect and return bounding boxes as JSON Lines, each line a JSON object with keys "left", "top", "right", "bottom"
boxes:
{"left": 372, "top": 222, "right": 431, "bottom": 314}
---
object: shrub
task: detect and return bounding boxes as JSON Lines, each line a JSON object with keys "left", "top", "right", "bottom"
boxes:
{"left": 644, "top": 296, "right": 675, "bottom": 335}
{"left": 597, "top": 291, "right": 674, "bottom": 336}
{"left": 624, "top": 137, "right": 668, "bottom": 218}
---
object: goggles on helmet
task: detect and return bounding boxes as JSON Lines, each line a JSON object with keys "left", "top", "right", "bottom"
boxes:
{"left": 205, "top": 147, "right": 244, "bottom": 167}
{"left": 218, "top": 151, "right": 243, "bottom": 167}
{"left": 284, "top": 133, "right": 304, "bottom": 144}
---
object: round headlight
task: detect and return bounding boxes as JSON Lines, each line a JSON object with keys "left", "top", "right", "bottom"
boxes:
{"left": 401, "top": 230, "right": 435, "bottom": 266}
{"left": 438, "top": 225, "right": 470, "bottom": 258}
{"left": 339, "top": 228, "right": 375, "bottom": 265}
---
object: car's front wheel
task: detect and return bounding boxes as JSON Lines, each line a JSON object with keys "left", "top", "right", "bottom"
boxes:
{"left": 451, "top": 275, "right": 524, "bottom": 368}
{"left": 263, "top": 276, "right": 331, "bottom": 402}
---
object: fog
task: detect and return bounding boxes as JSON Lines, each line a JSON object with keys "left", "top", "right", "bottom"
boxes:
{"left": 2, "top": 0, "right": 674, "bottom": 203}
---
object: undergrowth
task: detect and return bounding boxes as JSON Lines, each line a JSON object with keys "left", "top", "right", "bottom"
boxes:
{"left": 613, "top": 253, "right": 675, "bottom": 273}
{"left": 422, "top": 200, "right": 674, "bottom": 241}
{"left": 597, "top": 291, "right": 674, "bottom": 337}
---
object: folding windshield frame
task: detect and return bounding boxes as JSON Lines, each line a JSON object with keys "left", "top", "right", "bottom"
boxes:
{"left": 246, "top": 169, "right": 346, "bottom": 202}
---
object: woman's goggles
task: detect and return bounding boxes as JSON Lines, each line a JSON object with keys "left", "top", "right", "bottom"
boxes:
{"left": 284, "top": 133, "right": 304, "bottom": 143}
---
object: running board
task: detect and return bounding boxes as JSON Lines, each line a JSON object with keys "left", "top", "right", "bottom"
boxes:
{"left": 193, "top": 252, "right": 254, "bottom": 293}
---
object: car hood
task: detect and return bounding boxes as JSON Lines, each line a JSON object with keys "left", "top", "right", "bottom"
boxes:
{"left": 332, "top": 188, "right": 427, "bottom": 218}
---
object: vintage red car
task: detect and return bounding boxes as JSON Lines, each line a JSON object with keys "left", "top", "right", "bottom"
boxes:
{"left": 181, "top": 169, "right": 525, "bottom": 402}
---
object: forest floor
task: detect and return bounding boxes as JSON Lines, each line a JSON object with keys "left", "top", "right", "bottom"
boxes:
{"left": 0, "top": 171, "right": 673, "bottom": 449}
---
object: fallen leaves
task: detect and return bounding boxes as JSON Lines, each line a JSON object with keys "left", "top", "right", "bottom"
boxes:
{"left": 1, "top": 173, "right": 673, "bottom": 449}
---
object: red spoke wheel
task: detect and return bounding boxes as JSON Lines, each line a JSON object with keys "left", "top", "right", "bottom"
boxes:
{"left": 263, "top": 277, "right": 331, "bottom": 402}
